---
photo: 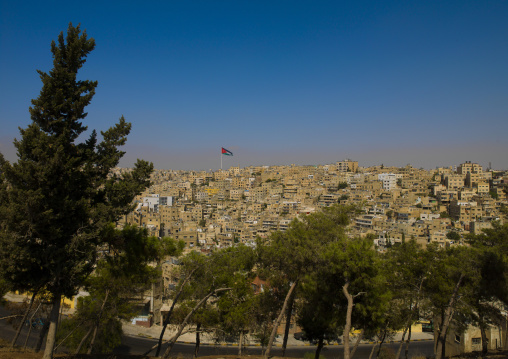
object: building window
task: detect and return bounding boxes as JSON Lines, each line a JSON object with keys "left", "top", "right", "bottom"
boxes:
{"left": 472, "top": 338, "right": 481, "bottom": 345}
{"left": 455, "top": 334, "right": 461, "bottom": 343}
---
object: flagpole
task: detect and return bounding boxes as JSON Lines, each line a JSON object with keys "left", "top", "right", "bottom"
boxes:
{"left": 221, "top": 151, "right": 222, "bottom": 171}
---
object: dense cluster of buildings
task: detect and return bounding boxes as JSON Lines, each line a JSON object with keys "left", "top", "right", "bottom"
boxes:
{"left": 118, "top": 160, "right": 507, "bottom": 254}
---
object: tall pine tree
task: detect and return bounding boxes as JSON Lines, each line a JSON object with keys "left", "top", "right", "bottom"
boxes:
{"left": 0, "top": 23, "right": 153, "bottom": 359}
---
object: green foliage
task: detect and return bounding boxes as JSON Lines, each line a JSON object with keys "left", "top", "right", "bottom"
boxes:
{"left": 0, "top": 24, "right": 154, "bottom": 302}
{"left": 499, "top": 204, "right": 508, "bottom": 220}
{"left": 0, "top": 277, "right": 10, "bottom": 299}
{"left": 468, "top": 222, "right": 508, "bottom": 250}
{"left": 215, "top": 271, "right": 257, "bottom": 340}
{"left": 57, "top": 225, "right": 182, "bottom": 353}
{"left": 424, "top": 244, "right": 481, "bottom": 338}
{"left": 338, "top": 182, "right": 348, "bottom": 189}
{"left": 57, "top": 294, "right": 123, "bottom": 354}
{"left": 383, "top": 240, "right": 428, "bottom": 335}
{"left": 257, "top": 204, "right": 385, "bottom": 354}
{"left": 250, "top": 289, "right": 280, "bottom": 346}
{"left": 100, "top": 224, "right": 184, "bottom": 282}
{"left": 168, "top": 245, "right": 257, "bottom": 343}
{"left": 297, "top": 272, "right": 343, "bottom": 343}
{"left": 466, "top": 222, "right": 508, "bottom": 337}
{"left": 489, "top": 190, "right": 499, "bottom": 200}
{"left": 327, "top": 236, "right": 390, "bottom": 326}
{"left": 258, "top": 204, "right": 355, "bottom": 283}
{"left": 0, "top": 24, "right": 156, "bottom": 358}
{"left": 446, "top": 230, "right": 460, "bottom": 241}
{"left": 440, "top": 211, "right": 450, "bottom": 218}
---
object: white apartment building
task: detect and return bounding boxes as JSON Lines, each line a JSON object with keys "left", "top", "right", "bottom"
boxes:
{"left": 142, "top": 194, "right": 160, "bottom": 211}
{"left": 159, "top": 196, "right": 174, "bottom": 207}
{"left": 378, "top": 173, "right": 402, "bottom": 191}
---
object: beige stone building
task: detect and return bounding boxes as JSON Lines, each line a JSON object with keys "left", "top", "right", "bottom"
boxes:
{"left": 336, "top": 159, "right": 358, "bottom": 173}
{"left": 457, "top": 161, "right": 483, "bottom": 175}
{"left": 449, "top": 200, "right": 483, "bottom": 222}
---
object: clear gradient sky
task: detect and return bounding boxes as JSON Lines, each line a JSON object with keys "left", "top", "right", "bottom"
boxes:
{"left": 1, "top": 1, "right": 507, "bottom": 171}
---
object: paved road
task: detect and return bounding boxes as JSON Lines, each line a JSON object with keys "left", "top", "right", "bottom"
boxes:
{"left": 0, "top": 305, "right": 42, "bottom": 349}
{"left": 2, "top": 305, "right": 434, "bottom": 358}
{"left": 119, "top": 334, "right": 435, "bottom": 358}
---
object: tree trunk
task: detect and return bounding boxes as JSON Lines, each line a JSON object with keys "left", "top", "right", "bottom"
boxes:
{"left": 23, "top": 318, "right": 34, "bottom": 351}
{"left": 11, "top": 291, "right": 37, "bottom": 348}
{"left": 350, "top": 328, "right": 364, "bottom": 359}
{"left": 342, "top": 281, "right": 353, "bottom": 359}
{"left": 153, "top": 268, "right": 196, "bottom": 357}
{"left": 35, "top": 320, "right": 49, "bottom": 353}
{"left": 435, "top": 273, "right": 464, "bottom": 359}
{"left": 87, "top": 289, "right": 110, "bottom": 354}
{"left": 399, "top": 283, "right": 422, "bottom": 359}
{"left": 396, "top": 326, "right": 408, "bottom": 359}
{"left": 163, "top": 287, "right": 231, "bottom": 358}
{"left": 282, "top": 289, "right": 296, "bottom": 357}
{"left": 498, "top": 325, "right": 502, "bottom": 349}
{"left": 441, "top": 334, "right": 446, "bottom": 359}
{"left": 404, "top": 325, "right": 412, "bottom": 359}
{"left": 238, "top": 331, "right": 244, "bottom": 356}
{"left": 194, "top": 323, "right": 201, "bottom": 358}
{"left": 264, "top": 279, "right": 299, "bottom": 359}
{"left": 504, "top": 314, "right": 508, "bottom": 350}
{"left": 435, "top": 308, "right": 444, "bottom": 353}
{"left": 24, "top": 300, "right": 43, "bottom": 351}
{"left": 75, "top": 326, "right": 93, "bottom": 354}
{"left": 315, "top": 336, "right": 324, "bottom": 359}
{"left": 403, "top": 281, "right": 423, "bottom": 359}
{"left": 377, "top": 325, "right": 389, "bottom": 357}
{"left": 42, "top": 293, "right": 61, "bottom": 359}
{"left": 480, "top": 323, "right": 488, "bottom": 355}
{"left": 368, "top": 341, "right": 378, "bottom": 359}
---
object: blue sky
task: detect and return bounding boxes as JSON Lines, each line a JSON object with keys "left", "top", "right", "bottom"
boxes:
{"left": 1, "top": 1, "right": 507, "bottom": 170}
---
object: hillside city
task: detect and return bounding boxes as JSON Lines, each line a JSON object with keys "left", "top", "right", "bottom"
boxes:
{"left": 117, "top": 159, "right": 507, "bottom": 290}
{"left": 121, "top": 160, "right": 505, "bottom": 245}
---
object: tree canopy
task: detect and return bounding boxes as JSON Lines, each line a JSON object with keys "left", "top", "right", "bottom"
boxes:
{"left": 0, "top": 23, "right": 153, "bottom": 359}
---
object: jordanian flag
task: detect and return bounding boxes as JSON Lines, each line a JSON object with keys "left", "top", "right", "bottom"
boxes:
{"left": 221, "top": 147, "right": 233, "bottom": 156}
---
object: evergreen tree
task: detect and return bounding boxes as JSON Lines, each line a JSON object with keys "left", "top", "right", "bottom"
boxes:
{"left": 214, "top": 256, "right": 258, "bottom": 355}
{"left": 297, "top": 272, "right": 343, "bottom": 359}
{"left": 384, "top": 240, "right": 429, "bottom": 359}
{"left": 161, "top": 245, "right": 256, "bottom": 358}
{"left": 0, "top": 24, "right": 153, "bottom": 359}
{"left": 57, "top": 226, "right": 184, "bottom": 354}
{"left": 257, "top": 204, "right": 357, "bottom": 358}
{"left": 467, "top": 223, "right": 508, "bottom": 353}
{"left": 324, "top": 236, "right": 388, "bottom": 359}
{"left": 424, "top": 244, "right": 480, "bottom": 359}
